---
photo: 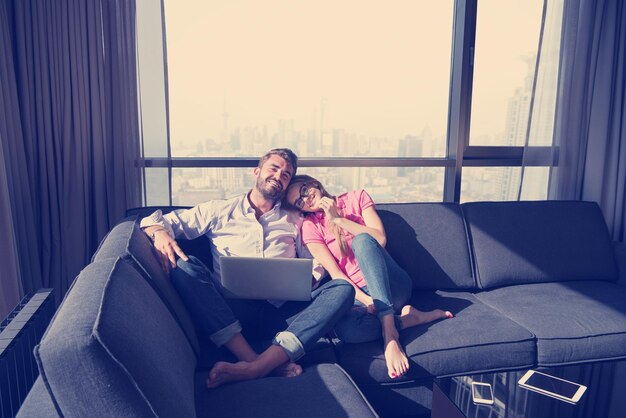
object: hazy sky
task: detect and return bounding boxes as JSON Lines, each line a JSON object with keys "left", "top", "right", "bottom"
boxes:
{"left": 164, "top": 1, "right": 543, "bottom": 144}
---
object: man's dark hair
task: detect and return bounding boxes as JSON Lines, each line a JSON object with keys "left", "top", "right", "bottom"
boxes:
{"left": 258, "top": 148, "right": 298, "bottom": 175}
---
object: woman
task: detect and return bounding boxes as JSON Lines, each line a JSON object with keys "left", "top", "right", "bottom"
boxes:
{"left": 284, "top": 175, "right": 452, "bottom": 379}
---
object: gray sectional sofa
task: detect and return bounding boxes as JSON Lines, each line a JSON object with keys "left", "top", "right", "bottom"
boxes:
{"left": 17, "top": 200, "right": 626, "bottom": 417}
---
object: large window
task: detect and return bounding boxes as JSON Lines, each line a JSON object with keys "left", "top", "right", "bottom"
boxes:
{"left": 139, "top": 0, "right": 563, "bottom": 205}
{"left": 460, "top": 0, "right": 562, "bottom": 203}
{"left": 165, "top": 1, "right": 453, "bottom": 159}
{"left": 469, "top": 0, "right": 544, "bottom": 147}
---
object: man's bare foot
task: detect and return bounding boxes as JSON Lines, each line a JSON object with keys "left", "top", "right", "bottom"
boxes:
{"left": 206, "top": 360, "right": 303, "bottom": 388}
{"left": 384, "top": 333, "right": 409, "bottom": 379}
{"left": 206, "top": 361, "right": 261, "bottom": 388}
{"left": 272, "top": 362, "right": 303, "bottom": 378}
{"left": 399, "top": 305, "right": 453, "bottom": 330}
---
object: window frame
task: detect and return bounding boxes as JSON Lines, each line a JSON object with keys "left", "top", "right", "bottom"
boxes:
{"left": 139, "top": 0, "right": 557, "bottom": 205}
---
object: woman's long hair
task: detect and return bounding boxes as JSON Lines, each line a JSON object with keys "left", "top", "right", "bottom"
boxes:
{"left": 284, "top": 175, "right": 350, "bottom": 256}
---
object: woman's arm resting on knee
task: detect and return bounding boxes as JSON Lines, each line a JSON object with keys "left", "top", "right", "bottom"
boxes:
{"left": 332, "top": 206, "right": 387, "bottom": 247}
{"left": 306, "top": 242, "right": 374, "bottom": 311}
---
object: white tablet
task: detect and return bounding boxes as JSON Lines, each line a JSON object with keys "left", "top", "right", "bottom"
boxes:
{"left": 471, "top": 382, "right": 494, "bottom": 405}
{"left": 518, "top": 370, "right": 587, "bottom": 404}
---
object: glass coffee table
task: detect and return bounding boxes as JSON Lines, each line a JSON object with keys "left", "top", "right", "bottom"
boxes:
{"left": 432, "top": 360, "right": 626, "bottom": 418}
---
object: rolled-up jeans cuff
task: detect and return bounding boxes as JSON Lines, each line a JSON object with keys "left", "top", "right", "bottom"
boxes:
{"left": 210, "top": 321, "right": 242, "bottom": 347}
{"left": 272, "top": 331, "right": 305, "bottom": 362}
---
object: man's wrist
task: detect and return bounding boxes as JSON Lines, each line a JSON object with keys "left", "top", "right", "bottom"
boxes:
{"left": 144, "top": 226, "right": 167, "bottom": 241}
{"left": 151, "top": 229, "right": 164, "bottom": 241}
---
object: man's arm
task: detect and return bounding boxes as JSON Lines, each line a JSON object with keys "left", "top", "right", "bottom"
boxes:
{"left": 140, "top": 204, "right": 217, "bottom": 272}
{"left": 143, "top": 225, "right": 188, "bottom": 272}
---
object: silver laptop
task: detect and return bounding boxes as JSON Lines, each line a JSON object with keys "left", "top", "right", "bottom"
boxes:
{"left": 219, "top": 256, "right": 313, "bottom": 301}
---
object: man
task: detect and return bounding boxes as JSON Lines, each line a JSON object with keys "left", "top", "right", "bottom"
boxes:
{"left": 140, "top": 148, "right": 354, "bottom": 388}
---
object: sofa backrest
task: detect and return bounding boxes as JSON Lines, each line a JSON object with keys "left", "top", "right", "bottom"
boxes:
{"left": 35, "top": 258, "right": 197, "bottom": 417}
{"left": 377, "top": 203, "right": 475, "bottom": 290}
{"left": 463, "top": 201, "right": 618, "bottom": 289}
{"left": 92, "top": 215, "right": 200, "bottom": 354}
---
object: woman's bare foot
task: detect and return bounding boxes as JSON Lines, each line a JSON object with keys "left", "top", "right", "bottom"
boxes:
{"left": 399, "top": 305, "right": 453, "bottom": 330}
{"left": 384, "top": 337, "right": 409, "bottom": 379}
{"left": 272, "top": 362, "right": 303, "bottom": 378}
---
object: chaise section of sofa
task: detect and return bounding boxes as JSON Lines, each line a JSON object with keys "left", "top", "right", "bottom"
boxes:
{"left": 464, "top": 201, "right": 626, "bottom": 366}
{"left": 196, "top": 363, "right": 377, "bottom": 417}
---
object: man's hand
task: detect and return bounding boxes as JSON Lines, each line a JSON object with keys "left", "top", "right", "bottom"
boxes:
{"left": 146, "top": 227, "right": 189, "bottom": 272}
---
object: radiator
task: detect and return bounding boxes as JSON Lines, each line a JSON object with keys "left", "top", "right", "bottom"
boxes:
{"left": 0, "top": 289, "right": 54, "bottom": 418}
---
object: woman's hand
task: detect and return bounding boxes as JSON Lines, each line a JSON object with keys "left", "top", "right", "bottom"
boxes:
{"left": 319, "top": 197, "right": 342, "bottom": 223}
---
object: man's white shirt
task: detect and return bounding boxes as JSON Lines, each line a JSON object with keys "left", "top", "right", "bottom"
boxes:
{"left": 140, "top": 192, "right": 325, "bottom": 293}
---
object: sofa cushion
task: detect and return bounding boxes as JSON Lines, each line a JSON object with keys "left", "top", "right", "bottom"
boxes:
{"left": 336, "top": 290, "right": 536, "bottom": 384}
{"left": 35, "top": 258, "right": 197, "bottom": 417}
{"left": 16, "top": 376, "right": 60, "bottom": 418}
{"left": 463, "top": 201, "right": 618, "bottom": 289}
{"left": 377, "top": 203, "right": 475, "bottom": 290}
{"left": 194, "top": 364, "right": 378, "bottom": 417}
{"left": 475, "top": 281, "right": 626, "bottom": 366}
{"left": 92, "top": 215, "right": 200, "bottom": 354}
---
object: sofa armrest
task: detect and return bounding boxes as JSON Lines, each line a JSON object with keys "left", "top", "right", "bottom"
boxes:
{"left": 614, "top": 242, "right": 626, "bottom": 285}
{"left": 16, "top": 376, "right": 60, "bottom": 418}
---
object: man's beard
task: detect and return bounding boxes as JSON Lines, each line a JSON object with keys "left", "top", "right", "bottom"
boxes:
{"left": 256, "top": 176, "right": 284, "bottom": 201}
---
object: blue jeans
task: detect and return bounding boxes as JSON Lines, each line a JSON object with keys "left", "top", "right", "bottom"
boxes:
{"left": 170, "top": 256, "right": 355, "bottom": 362}
{"left": 334, "top": 233, "right": 413, "bottom": 343}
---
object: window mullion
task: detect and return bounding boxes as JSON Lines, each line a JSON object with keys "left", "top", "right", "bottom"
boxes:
{"left": 445, "top": 0, "right": 477, "bottom": 203}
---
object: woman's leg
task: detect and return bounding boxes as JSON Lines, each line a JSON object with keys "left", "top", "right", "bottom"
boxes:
{"left": 334, "top": 298, "right": 383, "bottom": 343}
{"left": 349, "top": 234, "right": 408, "bottom": 378}
{"left": 351, "top": 234, "right": 400, "bottom": 316}
{"left": 351, "top": 234, "right": 451, "bottom": 378}
{"left": 353, "top": 234, "right": 453, "bottom": 328}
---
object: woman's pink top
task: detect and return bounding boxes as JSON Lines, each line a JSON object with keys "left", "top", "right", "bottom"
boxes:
{"left": 301, "top": 189, "right": 374, "bottom": 288}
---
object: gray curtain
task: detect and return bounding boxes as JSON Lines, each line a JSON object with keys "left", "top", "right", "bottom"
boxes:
{"left": 0, "top": 0, "right": 141, "bottom": 309}
{"left": 0, "top": 0, "right": 40, "bottom": 317}
{"left": 548, "top": 0, "right": 626, "bottom": 243}
{"left": 535, "top": 3, "right": 625, "bottom": 416}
